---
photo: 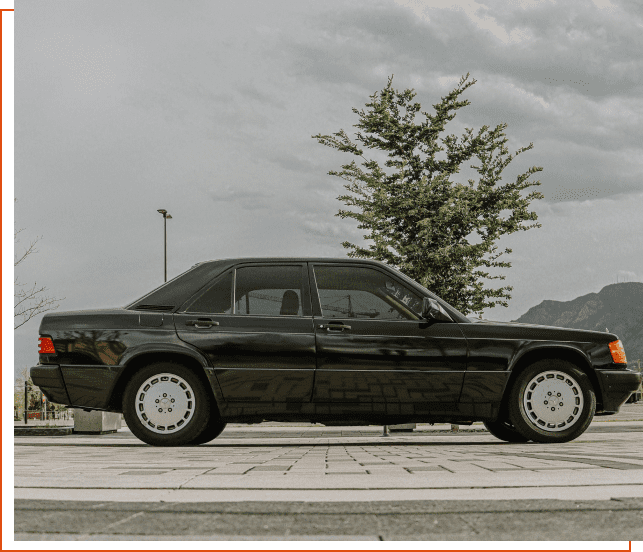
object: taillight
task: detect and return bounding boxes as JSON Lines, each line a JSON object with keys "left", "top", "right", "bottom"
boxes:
{"left": 38, "top": 337, "right": 56, "bottom": 354}
{"left": 608, "top": 340, "right": 627, "bottom": 364}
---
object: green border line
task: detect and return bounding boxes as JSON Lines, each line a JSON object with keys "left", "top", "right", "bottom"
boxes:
{"left": 0, "top": 0, "right": 643, "bottom": 552}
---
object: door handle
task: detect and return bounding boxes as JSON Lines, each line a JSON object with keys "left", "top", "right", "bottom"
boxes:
{"left": 185, "top": 318, "right": 219, "bottom": 328}
{"left": 318, "top": 323, "right": 351, "bottom": 332}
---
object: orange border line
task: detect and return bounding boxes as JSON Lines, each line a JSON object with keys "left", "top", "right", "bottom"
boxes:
{"left": 1, "top": 9, "right": 4, "bottom": 549}
{"left": 0, "top": 542, "right": 625, "bottom": 551}
{"left": 0, "top": 5, "right": 633, "bottom": 551}
{"left": 98, "top": 548, "right": 628, "bottom": 552}
{"left": 2, "top": 10, "right": 14, "bottom": 550}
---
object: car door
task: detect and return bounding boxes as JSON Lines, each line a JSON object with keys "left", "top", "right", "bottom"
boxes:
{"left": 310, "top": 263, "right": 468, "bottom": 414}
{"left": 174, "top": 262, "right": 315, "bottom": 403}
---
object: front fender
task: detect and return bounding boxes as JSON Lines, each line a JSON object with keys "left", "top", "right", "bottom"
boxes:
{"left": 509, "top": 342, "right": 593, "bottom": 374}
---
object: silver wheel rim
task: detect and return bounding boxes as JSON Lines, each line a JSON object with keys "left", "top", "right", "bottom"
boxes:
{"left": 523, "top": 370, "right": 584, "bottom": 432}
{"left": 135, "top": 373, "right": 195, "bottom": 434}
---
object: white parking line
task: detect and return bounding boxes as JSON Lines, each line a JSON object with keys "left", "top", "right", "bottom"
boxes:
{"left": 14, "top": 484, "right": 643, "bottom": 503}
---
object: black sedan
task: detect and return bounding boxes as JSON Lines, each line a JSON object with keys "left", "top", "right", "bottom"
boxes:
{"left": 31, "top": 257, "right": 641, "bottom": 446}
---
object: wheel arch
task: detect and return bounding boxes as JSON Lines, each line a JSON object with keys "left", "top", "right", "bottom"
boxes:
{"left": 106, "top": 351, "right": 219, "bottom": 412}
{"left": 503, "top": 346, "right": 604, "bottom": 411}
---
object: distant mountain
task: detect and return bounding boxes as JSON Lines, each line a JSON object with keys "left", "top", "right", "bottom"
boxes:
{"left": 513, "top": 282, "right": 643, "bottom": 367}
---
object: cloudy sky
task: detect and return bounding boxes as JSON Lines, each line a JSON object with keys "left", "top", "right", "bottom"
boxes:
{"left": 12, "top": 0, "right": 643, "bottom": 378}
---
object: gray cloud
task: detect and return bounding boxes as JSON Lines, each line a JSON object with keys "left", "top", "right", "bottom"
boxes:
{"left": 276, "top": 1, "right": 643, "bottom": 203}
{"left": 485, "top": 191, "right": 643, "bottom": 321}
{"left": 286, "top": 1, "right": 643, "bottom": 97}
{"left": 12, "top": 0, "right": 643, "bottom": 380}
{"left": 289, "top": 209, "right": 364, "bottom": 247}
{"left": 209, "top": 186, "right": 274, "bottom": 210}
{"left": 237, "top": 85, "right": 286, "bottom": 110}
{"left": 267, "top": 150, "right": 324, "bottom": 175}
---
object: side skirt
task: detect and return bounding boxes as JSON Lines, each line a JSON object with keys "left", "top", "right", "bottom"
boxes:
{"left": 218, "top": 401, "right": 489, "bottom": 425}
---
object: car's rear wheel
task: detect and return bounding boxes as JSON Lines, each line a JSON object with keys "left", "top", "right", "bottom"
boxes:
{"left": 190, "top": 419, "right": 227, "bottom": 445}
{"left": 483, "top": 419, "right": 530, "bottom": 443}
{"left": 508, "top": 360, "right": 595, "bottom": 443}
{"left": 123, "top": 362, "right": 211, "bottom": 446}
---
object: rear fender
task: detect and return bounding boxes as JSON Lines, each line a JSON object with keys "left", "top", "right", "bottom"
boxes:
{"left": 107, "top": 343, "right": 224, "bottom": 413}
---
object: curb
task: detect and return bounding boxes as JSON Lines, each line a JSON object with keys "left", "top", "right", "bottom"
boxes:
{"left": 14, "top": 426, "right": 73, "bottom": 437}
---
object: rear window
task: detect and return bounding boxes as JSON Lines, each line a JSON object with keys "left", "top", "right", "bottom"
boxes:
{"left": 126, "top": 262, "right": 230, "bottom": 311}
{"left": 184, "top": 271, "right": 233, "bottom": 314}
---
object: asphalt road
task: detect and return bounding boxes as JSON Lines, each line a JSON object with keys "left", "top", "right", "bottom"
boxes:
{"left": 14, "top": 403, "right": 643, "bottom": 541}
{"left": 15, "top": 497, "right": 643, "bottom": 541}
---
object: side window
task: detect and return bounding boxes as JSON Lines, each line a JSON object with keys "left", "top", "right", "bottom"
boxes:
{"left": 313, "top": 266, "right": 423, "bottom": 320}
{"left": 185, "top": 271, "right": 233, "bottom": 314}
{"left": 234, "top": 265, "right": 303, "bottom": 316}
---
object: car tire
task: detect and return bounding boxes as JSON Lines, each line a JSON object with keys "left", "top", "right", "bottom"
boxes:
{"left": 190, "top": 419, "right": 227, "bottom": 445}
{"left": 122, "top": 362, "right": 211, "bottom": 447}
{"left": 508, "top": 360, "right": 596, "bottom": 444}
{"left": 483, "top": 419, "right": 530, "bottom": 443}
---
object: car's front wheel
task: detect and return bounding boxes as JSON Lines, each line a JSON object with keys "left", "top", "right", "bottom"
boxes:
{"left": 508, "top": 360, "right": 596, "bottom": 443}
{"left": 122, "top": 362, "right": 211, "bottom": 446}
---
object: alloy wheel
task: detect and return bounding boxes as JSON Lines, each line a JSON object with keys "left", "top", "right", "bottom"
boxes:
{"left": 134, "top": 373, "right": 196, "bottom": 434}
{"left": 522, "top": 370, "right": 584, "bottom": 432}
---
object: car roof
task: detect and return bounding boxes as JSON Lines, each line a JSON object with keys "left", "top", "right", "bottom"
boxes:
{"left": 127, "top": 256, "right": 470, "bottom": 323}
{"left": 193, "top": 257, "right": 389, "bottom": 266}
{"left": 127, "top": 258, "right": 389, "bottom": 312}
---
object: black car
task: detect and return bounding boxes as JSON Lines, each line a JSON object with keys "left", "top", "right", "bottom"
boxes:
{"left": 31, "top": 257, "right": 641, "bottom": 446}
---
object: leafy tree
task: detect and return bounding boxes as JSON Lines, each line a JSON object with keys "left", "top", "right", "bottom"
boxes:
{"left": 313, "top": 74, "right": 543, "bottom": 315}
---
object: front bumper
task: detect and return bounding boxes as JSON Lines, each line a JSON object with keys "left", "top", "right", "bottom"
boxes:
{"left": 30, "top": 365, "right": 71, "bottom": 406}
{"left": 596, "top": 368, "right": 642, "bottom": 412}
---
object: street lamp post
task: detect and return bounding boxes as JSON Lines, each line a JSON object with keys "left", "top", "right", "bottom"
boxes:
{"left": 157, "top": 209, "right": 172, "bottom": 282}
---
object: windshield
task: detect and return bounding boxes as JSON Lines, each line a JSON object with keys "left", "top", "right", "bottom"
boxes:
{"left": 390, "top": 269, "right": 470, "bottom": 323}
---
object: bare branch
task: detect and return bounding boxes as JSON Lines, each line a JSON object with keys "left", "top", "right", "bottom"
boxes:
{"left": 14, "top": 235, "right": 41, "bottom": 268}
{"left": 14, "top": 201, "right": 63, "bottom": 329}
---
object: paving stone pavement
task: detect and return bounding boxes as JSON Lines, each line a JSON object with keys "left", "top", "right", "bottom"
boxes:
{"left": 13, "top": 404, "right": 643, "bottom": 540}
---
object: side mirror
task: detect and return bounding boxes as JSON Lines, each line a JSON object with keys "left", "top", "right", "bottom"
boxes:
{"left": 422, "top": 297, "right": 452, "bottom": 322}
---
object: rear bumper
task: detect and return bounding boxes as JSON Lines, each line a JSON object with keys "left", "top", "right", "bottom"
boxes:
{"left": 30, "top": 364, "right": 123, "bottom": 410}
{"left": 30, "top": 365, "right": 71, "bottom": 406}
{"left": 596, "top": 369, "right": 642, "bottom": 412}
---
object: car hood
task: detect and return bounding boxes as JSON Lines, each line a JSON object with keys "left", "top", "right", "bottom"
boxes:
{"left": 460, "top": 318, "right": 618, "bottom": 344}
